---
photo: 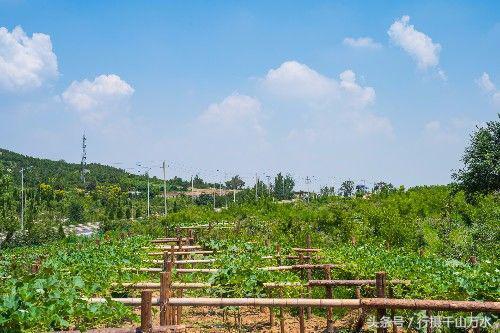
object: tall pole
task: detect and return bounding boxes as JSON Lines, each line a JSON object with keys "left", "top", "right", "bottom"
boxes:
{"left": 162, "top": 161, "right": 167, "bottom": 216}
{"left": 306, "top": 176, "right": 311, "bottom": 203}
{"left": 255, "top": 173, "right": 258, "bottom": 201}
{"left": 147, "top": 171, "right": 150, "bottom": 218}
{"left": 266, "top": 175, "right": 271, "bottom": 197}
{"left": 20, "top": 168, "right": 24, "bottom": 231}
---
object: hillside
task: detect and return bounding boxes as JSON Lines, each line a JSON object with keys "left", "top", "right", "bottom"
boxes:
{"left": 0, "top": 148, "right": 156, "bottom": 190}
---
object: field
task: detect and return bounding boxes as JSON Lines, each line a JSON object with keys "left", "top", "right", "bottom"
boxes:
{"left": 1, "top": 185, "right": 499, "bottom": 332}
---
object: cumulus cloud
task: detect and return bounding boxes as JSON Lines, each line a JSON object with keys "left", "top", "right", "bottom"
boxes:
{"left": 476, "top": 72, "right": 500, "bottom": 108}
{"left": 62, "top": 74, "right": 134, "bottom": 123}
{"left": 0, "top": 26, "right": 58, "bottom": 91}
{"left": 198, "top": 93, "right": 262, "bottom": 131}
{"left": 343, "top": 37, "right": 382, "bottom": 49}
{"left": 388, "top": 15, "right": 443, "bottom": 74}
{"left": 260, "top": 61, "right": 391, "bottom": 137}
{"left": 261, "top": 61, "right": 375, "bottom": 108}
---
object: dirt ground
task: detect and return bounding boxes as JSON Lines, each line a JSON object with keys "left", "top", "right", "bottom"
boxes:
{"left": 133, "top": 306, "right": 361, "bottom": 332}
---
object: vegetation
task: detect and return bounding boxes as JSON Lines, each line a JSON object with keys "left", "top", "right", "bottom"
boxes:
{"left": 0, "top": 116, "right": 499, "bottom": 331}
{"left": 453, "top": 114, "right": 500, "bottom": 198}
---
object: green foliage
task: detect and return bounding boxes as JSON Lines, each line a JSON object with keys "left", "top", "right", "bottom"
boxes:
{"left": 453, "top": 114, "right": 500, "bottom": 197}
{"left": 0, "top": 234, "right": 148, "bottom": 332}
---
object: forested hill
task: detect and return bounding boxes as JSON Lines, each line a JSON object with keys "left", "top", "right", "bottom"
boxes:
{"left": 0, "top": 148, "right": 157, "bottom": 190}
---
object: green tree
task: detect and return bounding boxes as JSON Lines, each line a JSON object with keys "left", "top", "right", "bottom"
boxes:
{"left": 453, "top": 114, "right": 500, "bottom": 196}
{"left": 339, "top": 180, "right": 354, "bottom": 197}
{"left": 225, "top": 175, "right": 245, "bottom": 190}
{"left": 68, "top": 201, "right": 85, "bottom": 223}
{"left": 0, "top": 163, "right": 18, "bottom": 241}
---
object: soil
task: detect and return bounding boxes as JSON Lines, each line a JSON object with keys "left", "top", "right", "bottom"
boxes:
{"left": 133, "top": 306, "right": 363, "bottom": 332}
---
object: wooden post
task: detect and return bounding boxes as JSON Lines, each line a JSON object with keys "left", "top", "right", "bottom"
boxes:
{"left": 188, "top": 229, "right": 194, "bottom": 245}
{"left": 159, "top": 269, "right": 172, "bottom": 325}
{"left": 140, "top": 290, "right": 152, "bottom": 333}
{"left": 176, "top": 288, "right": 183, "bottom": 324}
{"left": 389, "top": 287, "right": 398, "bottom": 333}
{"left": 299, "top": 306, "right": 305, "bottom": 333}
{"left": 324, "top": 266, "right": 334, "bottom": 333}
{"left": 376, "top": 272, "right": 387, "bottom": 333}
{"left": 279, "top": 288, "right": 285, "bottom": 333}
{"left": 276, "top": 245, "right": 282, "bottom": 266}
{"left": 426, "top": 310, "right": 432, "bottom": 333}
{"left": 305, "top": 234, "right": 312, "bottom": 319}
{"left": 162, "top": 251, "right": 169, "bottom": 271}
{"left": 269, "top": 290, "right": 274, "bottom": 326}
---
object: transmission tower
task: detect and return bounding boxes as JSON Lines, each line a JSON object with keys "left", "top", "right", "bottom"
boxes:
{"left": 81, "top": 134, "right": 87, "bottom": 185}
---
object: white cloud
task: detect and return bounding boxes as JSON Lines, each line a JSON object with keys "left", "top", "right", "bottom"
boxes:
{"left": 0, "top": 26, "right": 58, "bottom": 91}
{"left": 338, "top": 70, "right": 376, "bottom": 108}
{"left": 424, "top": 120, "right": 441, "bottom": 132}
{"left": 476, "top": 72, "right": 495, "bottom": 92}
{"left": 388, "top": 15, "right": 442, "bottom": 71}
{"left": 198, "top": 93, "right": 262, "bottom": 130}
{"left": 343, "top": 37, "right": 382, "bottom": 49}
{"left": 423, "top": 118, "right": 478, "bottom": 144}
{"left": 62, "top": 74, "right": 134, "bottom": 123}
{"left": 261, "top": 61, "right": 375, "bottom": 109}
{"left": 261, "top": 61, "right": 336, "bottom": 100}
{"left": 476, "top": 72, "right": 500, "bottom": 108}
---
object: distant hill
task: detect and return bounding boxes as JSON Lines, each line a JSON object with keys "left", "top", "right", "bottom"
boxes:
{"left": 0, "top": 148, "right": 157, "bottom": 190}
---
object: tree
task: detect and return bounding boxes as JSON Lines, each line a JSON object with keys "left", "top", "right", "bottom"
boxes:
{"left": 453, "top": 114, "right": 500, "bottom": 196}
{"left": 192, "top": 175, "right": 206, "bottom": 189}
{"left": 225, "top": 175, "right": 245, "bottom": 190}
{"left": 320, "top": 186, "right": 335, "bottom": 197}
{"left": 283, "top": 174, "right": 295, "bottom": 199}
{"left": 0, "top": 163, "right": 18, "bottom": 241}
{"left": 338, "top": 180, "right": 354, "bottom": 197}
{"left": 68, "top": 201, "right": 85, "bottom": 223}
{"left": 355, "top": 184, "right": 368, "bottom": 197}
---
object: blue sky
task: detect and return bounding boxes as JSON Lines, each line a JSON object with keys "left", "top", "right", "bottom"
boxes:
{"left": 0, "top": 0, "right": 499, "bottom": 190}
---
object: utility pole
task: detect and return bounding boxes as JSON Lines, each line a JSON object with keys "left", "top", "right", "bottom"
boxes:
{"left": 266, "top": 175, "right": 271, "bottom": 197}
{"left": 255, "top": 173, "right": 258, "bottom": 201}
{"left": 162, "top": 161, "right": 167, "bottom": 216}
{"left": 223, "top": 172, "right": 228, "bottom": 209}
{"left": 305, "top": 176, "right": 311, "bottom": 203}
{"left": 20, "top": 167, "right": 24, "bottom": 231}
{"left": 137, "top": 163, "right": 151, "bottom": 218}
{"left": 147, "top": 171, "right": 150, "bottom": 217}
{"left": 80, "top": 134, "right": 87, "bottom": 185}
{"left": 191, "top": 176, "right": 194, "bottom": 203}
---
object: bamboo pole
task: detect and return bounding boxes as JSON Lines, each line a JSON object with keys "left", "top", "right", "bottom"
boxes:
{"left": 305, "top": 234, "right": 312, "bottom": 319}
{"left": 376, "top": 272, "right": 387, "bottom": 333}
{"left": 142, "top": 245, "right": 202, "bottom": 250}
{"left": 159, "top": 269, "right": 171, "bottom": 325}
{"left": 125, "top": 264, "right": 341, "bottom": 274}
{"left": 292, "top": 248, "right": 321, "bottom": 252}
{"left": 151, "top": 259, "right": 216, "bottom": 265}
{"left": 147, "top": 250, "right": 214, "bottom": 256}
{"left": 86, "top": 297, "right": 500, "bottom": 312}
{"left": 113, "top": 282, "right": 210, "bottom": 289}
{"left": 54, "top": 327, "right": 185, "bottom": 333}
{"left": 151, "top": 238, "right": 193, "bottom": 243}
{"left": 299, "top": 306, "right": 305, "bottom": 333}
{"left": 309, "top": 279, "right": 410, "bottom": 286}
{"left": 141, "top": 290, "right": 152, "bottom": 333}
{"left": 353, "top": 286, "right": 366, "bottom": 333}
{"left": 324, "top": 266, "right": 334, "bottom": 333}
{"left": 279, "top": 289, "right": 285, "bottom": 333}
